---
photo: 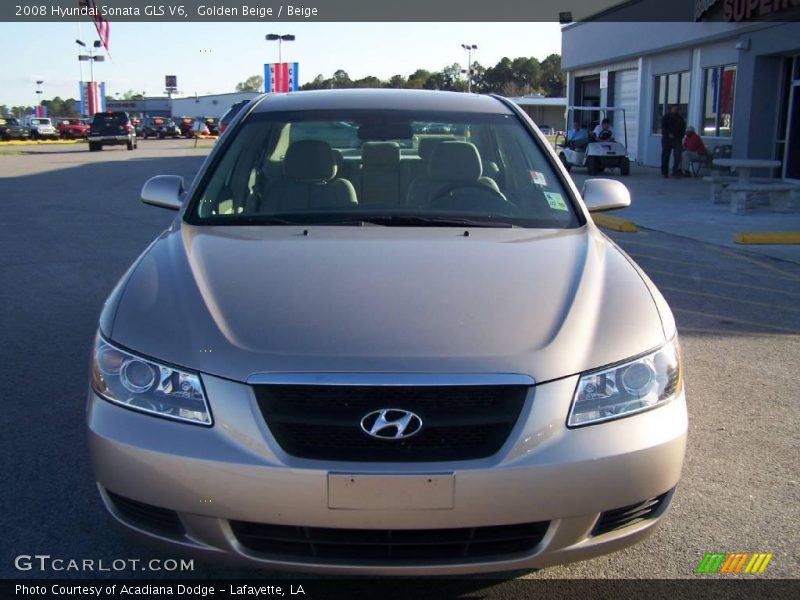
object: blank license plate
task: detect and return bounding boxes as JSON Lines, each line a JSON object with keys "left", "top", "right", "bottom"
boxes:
{"left": 328, "top": 473, "right": 455, "bottom": 510}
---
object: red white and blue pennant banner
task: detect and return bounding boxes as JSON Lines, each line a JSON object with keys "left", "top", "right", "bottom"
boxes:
{"left": 265, "top": 63, "right": 299, "bottom": 93}
{"left": 79, "top": 81, "right": 106, "bottom": 116}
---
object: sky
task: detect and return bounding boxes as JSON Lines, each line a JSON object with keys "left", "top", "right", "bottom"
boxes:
{"left": 0, "top": 22, "right": 562, "bottom": 106}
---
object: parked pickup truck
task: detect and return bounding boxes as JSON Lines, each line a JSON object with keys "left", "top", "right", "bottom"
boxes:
{"left": 58, "top": 118, "right": 90, "bottom": 139}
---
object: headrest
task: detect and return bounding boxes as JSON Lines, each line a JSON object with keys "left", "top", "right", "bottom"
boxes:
{"left": 361, "top": 142, "right": 400, "bottom": 167}
{"left": 428, "top": 141, "right": 483, "bottom": 182}
{"left": 331, "top": 148, "right": 344, "bottom": 172}
{"left": 686, "top": 125, "right": 695, "bottom": 133}
{"left": 418, "top": 137, "right": 455, "bottom": 161}
{"left": 284, "top": 140, "right": 337, "bottom": 181}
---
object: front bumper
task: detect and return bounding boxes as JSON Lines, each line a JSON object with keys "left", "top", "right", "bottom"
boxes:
{"left": 87, "top": 374, "right": 687, "bottom": 575}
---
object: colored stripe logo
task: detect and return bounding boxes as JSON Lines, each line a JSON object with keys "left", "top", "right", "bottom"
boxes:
{"left": 696, "top": 552, "right": 773, "bottom": 574}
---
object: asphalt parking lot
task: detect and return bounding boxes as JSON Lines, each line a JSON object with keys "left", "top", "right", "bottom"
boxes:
{"left": 0, "top": 141, "right": 798, "bottom": 583}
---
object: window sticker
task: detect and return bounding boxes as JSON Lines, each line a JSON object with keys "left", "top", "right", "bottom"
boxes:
{"left": 529, "top": 169, "right": 547, "bottom": 186}
{"left": 544, "top": 191, "right": 568, "bottom": 211}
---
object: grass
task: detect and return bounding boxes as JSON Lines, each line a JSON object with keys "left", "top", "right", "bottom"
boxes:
{"left": 0, "top": 149, "right": 26, "bottom": 155}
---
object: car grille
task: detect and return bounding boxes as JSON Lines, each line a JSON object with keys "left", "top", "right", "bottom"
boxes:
{"left": 253, "top": 384, "right": 528, "bottom": 462}
{"left": 230, "top": 520, "right": 549, "bottom": 562}
{"left": 592, "top": 490, "right": 671, "bottom": 536}
{"left": 106, "top": 491, "right": 185, "bottom": 537}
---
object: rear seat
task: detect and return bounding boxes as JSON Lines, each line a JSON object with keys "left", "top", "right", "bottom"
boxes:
{"left": 360, "top": 142, "right": 401, "bottom": 206}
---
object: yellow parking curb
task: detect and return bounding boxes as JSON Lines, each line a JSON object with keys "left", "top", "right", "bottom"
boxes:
{"left": 0, "top": 139, "right": 82, "bottom": 145}
{"left": 592, "top": 214, "right": 637, "bottom": 232}
{"left": 735, "top": 232, "right": 800, "bottom": 245}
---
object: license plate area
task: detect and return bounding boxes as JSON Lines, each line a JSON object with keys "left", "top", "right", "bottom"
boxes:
{"left": 328, "top": 473, "right": 454, "bottom": 510}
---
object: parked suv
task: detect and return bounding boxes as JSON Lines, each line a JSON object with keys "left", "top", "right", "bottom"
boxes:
{"left": 141, "top": 117, "right": 180, "bottom": 139}
{"left": 88, "top": 111, "right": 137, "bottom": 151}
{"left": 0, "top": 117, "right": 31, "bottom": 141}
{"left": 24, "top": 117, "right": 58, "bottom": 140}
{"left": 177, "top": 116, "right": 195, "bottom": 138}
{"left": 58, "top": 118, "right": 90, "bottom": 139}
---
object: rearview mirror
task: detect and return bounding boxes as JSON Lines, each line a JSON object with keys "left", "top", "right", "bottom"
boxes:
{"left": 141, "top": 175, "right": 184, "bottom": 211}
{"left": 581, "top": 178, "right": 631, "bottom": 212}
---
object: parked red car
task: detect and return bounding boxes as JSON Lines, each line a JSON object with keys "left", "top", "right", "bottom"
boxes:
{"left": 58, "top": 118, "right": 90, "bottom": 139}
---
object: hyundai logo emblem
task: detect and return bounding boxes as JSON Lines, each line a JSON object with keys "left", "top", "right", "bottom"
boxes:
{"left": 360, "top": 409, "right": 423, "bottom": 440}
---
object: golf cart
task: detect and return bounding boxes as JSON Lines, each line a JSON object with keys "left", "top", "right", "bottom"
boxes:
{"left": 555, "top": 106, "right": 630, "bottom": 176}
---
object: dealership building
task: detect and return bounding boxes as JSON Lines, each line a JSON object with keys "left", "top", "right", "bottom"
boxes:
{"left": 561, "top": 0, "right": 800, "bottom": 180}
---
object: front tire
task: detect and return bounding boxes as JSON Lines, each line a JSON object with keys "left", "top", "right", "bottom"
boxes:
{"left": 586, "top": 156, "right": 599, "bottom": 176}
{"left": 89, "top": 142, "right": 101, "bottom": 151}
{"left": 621, "top": 157, "right": 630, "bottom": 176}
{"left": 127, "top": 139, "right": 134, "bottom": 151}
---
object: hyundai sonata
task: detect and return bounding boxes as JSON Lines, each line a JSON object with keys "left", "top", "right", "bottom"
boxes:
{"left": 88, "top": 89, "right": 686, "bottom": 575}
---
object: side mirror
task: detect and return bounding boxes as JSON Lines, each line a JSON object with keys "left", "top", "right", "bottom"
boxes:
{"left": 141, "top": 175, "right": 184, "bottom": 211}
{"left": 582, "top": 178, "right": 631, "bottom": 212}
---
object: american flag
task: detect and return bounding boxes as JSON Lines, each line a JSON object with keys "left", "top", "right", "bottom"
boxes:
{"left": 78, "top": 0, "right": 110, "bottom": 52}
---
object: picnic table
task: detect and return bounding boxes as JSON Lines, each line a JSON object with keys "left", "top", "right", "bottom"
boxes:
{"left": 711, "top": 159, "right": 793, "bottom": 214}
{"left": 712, "top": 158, "right": 781, "bottom": 184}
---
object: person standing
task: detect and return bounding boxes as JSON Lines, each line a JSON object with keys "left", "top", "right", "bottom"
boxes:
{"left": 661, "top": 105, "right": 686, "bottom": 178}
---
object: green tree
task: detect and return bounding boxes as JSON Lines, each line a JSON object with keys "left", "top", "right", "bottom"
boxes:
{"left": 121, "top": 89, "right": 145, "bottom": 100}
{"left": 539, "top": 54, "right": 564, "bottom": 97}
{"left": 406, "top": 69, "right": 432, "bottom": 89}
{"left": 386, "top": 74, "right": 407, "bottom": 88}
{"left": 331, "top": 69, "right": 352, "bottom": 88}
{"left": 235, "top": 75, "right": 264, "bottom": 92}
{"left": 354, "top": 75, "right": 383, "bottom": 88}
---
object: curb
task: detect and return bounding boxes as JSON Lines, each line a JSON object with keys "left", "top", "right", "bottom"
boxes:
{"left": 735, "top": 232, "right": 800, "bottom": 245}
{"left": 0, "top": 139, "right": 82, "bottom": 146}
{"left": 592, "top": 214, "right": 638, "bottom": 232}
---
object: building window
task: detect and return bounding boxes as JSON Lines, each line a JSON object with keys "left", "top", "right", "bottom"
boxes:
{"left": 652, "top": 71, "right": 690, "bottom": 133}
{"left": 703, "top": 65, "right": 736, "bottom": 138}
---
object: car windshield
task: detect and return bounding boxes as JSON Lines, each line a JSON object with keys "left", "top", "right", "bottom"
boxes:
{"left": 1, "top": 118, "right": 17, "bottom": 125}
{"left": 62, "top": 119, "right": 78, "bottom": 124}
{"left": 31, "top": 119, "right": 49, "bottom": 125}
{"left": 187, "top": 109, "right": 580, "bottom": 229}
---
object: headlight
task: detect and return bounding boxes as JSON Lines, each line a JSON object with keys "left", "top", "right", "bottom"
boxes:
{"left": 91, "top": 334, "right": 212, "bottom": 426}
{"left": 568, "top": 338, "right": 682, "bottom": 427}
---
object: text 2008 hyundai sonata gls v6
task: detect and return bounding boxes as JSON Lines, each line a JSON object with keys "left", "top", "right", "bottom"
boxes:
{"left": 88, "top": 89, "right": 686, "bottom": 575}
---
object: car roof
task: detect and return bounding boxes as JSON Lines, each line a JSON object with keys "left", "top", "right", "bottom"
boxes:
{"left": 250, "top": 89, "right": 513, "bottom": 115}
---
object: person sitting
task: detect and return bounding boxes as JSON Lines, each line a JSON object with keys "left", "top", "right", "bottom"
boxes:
{"left": 681, "top": 125, "right": 711, "bottom": 176}
{"left": 592, "top": 118, "right": 614, "bottom": 141}
{"left": 565, "top": 120, "right": 588, "bottom": 149}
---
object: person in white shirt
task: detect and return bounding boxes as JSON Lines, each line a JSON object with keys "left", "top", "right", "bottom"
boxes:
{"left": 592, "top": 118, "right": 614, "bottom": 141}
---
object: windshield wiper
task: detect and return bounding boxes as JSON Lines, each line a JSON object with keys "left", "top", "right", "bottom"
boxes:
{"left": 352, "top": 215, "right": 518, "bottom": 228}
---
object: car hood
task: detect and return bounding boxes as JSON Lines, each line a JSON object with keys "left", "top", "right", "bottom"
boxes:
{"left": 108, "top": 224, "right": 666, "bottom": 383}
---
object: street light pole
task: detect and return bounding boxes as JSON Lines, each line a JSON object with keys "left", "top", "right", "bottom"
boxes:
{"left": 35, "top": 80, "right": 44, "bottom": 116}
{"left": 461, "top": 43, "right": 478, "bottom": 93}
{"left": 76, "top": 39, "right": 105, "bottom": 115}
{"left": 265, "top": 33, "right": 295, "bottom": 66}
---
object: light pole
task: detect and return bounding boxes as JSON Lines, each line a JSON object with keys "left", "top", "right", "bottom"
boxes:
{"left": 461, "top": 43, "right": 478, "bottom": 93}
{"left": 77, "top": 39, "right": 104, "bottom": 87}
{"left": 265, "top": 34, "right": 295, "bottom": 66}
{"left": 35, "top": 80, "right": 44, "bottom": 116}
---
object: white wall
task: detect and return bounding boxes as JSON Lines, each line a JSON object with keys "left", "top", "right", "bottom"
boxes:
{"left": 171, "top": 93, "right": 259, "bottom": 119}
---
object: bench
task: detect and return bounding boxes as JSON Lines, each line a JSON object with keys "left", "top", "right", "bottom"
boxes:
{"left": 727, "top": 183, "right": 797, "bottom": 214}
{"left": 703, "top": 176, "right": 778, "bottom": 204}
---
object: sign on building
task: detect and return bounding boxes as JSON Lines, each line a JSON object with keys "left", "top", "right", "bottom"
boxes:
{"left": 265, "top": 63, "right": 299, "bottom": 93}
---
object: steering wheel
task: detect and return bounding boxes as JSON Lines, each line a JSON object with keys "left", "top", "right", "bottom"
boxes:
{"left": 429, "top": 181, "right": 514, "bottom": 214}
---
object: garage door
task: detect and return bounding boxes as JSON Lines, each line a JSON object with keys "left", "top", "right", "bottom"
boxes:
{"left": 613, "top": 69, "right": 639, "bottom": 161}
